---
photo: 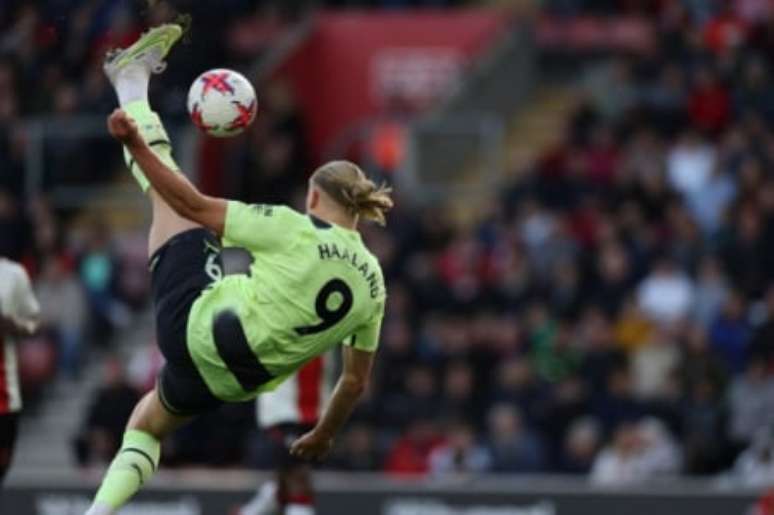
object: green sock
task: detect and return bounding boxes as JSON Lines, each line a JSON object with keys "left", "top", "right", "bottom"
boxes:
{"left": 92, "top": 429, "right": 161, "bottom": 510}
{"left": 122, "top": 100, "right": 180, "bottom": 193}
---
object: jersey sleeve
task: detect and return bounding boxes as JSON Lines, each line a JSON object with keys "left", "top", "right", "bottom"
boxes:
{"left": 223, "top": 201, "right": 307, "bottom": 251}
{"left": 345, "top": 299, "right": 385, "bottom": 353}
{"left": 5, "top": 265, "right": 40, "bottom": 332}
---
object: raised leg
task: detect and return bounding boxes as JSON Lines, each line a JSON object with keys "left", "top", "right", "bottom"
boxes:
{"left": 103, "top": 23, "right": 200, "bottom": 257}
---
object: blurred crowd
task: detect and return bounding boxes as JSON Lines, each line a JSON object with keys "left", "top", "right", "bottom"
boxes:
{"left": 6, "top": 0, "right": 774, "bottom": 488}
{"left": 326, "top": 0, "right": 774, "bottom": 485}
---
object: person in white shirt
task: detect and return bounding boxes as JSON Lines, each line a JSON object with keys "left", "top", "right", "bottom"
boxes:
{"left": 236, "top": 355, "right": 334, "bottom": 515}
{"left": 0, "top": 257, "right": 40, "bottom": 485}
{"left": 637, "top": 258, "right": 694, "bottom": 326}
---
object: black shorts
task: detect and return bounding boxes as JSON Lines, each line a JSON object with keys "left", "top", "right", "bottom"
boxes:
{"left": 150, "top": 228, "right": 225, "bottom": 416}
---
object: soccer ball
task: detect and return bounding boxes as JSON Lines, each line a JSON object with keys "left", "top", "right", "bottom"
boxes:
{"left": 187, "top": 68, "right": 257, "bottom": 138}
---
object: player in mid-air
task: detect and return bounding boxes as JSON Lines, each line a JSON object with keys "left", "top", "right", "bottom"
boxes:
{"left": 85, "top": 23, "right": 391, "bottom": 515}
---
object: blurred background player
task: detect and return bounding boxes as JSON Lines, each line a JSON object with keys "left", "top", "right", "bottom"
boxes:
{"left": 236, "top": 354, "right": 334, "bottom": 515}
{"left": 0, "top": 256, "right": 40, "bottom": 485}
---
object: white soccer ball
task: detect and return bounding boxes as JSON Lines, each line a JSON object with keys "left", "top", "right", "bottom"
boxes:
{"left": 187, "top": 68, "right": 258, "bottom": 138}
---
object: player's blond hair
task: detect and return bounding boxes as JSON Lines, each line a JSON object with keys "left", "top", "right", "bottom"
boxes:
{"left": 311, "top": 160, "right": 393, "bottom": 226}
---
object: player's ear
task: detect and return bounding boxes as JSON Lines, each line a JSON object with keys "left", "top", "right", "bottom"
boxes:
{"left": 309, "top": 188, "right": 320, "bottom": 210}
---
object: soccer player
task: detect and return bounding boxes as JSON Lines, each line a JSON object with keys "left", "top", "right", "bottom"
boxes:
{"left": 86, "top": 24, "right": 390, "bottom": 515}
{"left": 0, "top": 256, "right": 40, "bottom": 486}
{"left": 236, "top": 354, "right": 333, "bottom": 515}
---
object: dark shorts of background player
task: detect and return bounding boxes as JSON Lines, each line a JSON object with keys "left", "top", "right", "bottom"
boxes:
{"left": 265, "top": 423, "right": 317, "bottom": 469}
{"left": 0, "top": 412, "right": 19, "bottom": 486}
{"left": 150, "top": 228, "right": 226, "bottom": 416}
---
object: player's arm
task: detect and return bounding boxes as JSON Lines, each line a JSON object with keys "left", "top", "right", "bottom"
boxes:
{"left": 290, "top": 345, "right": 374, "bottom": 461}
{"left": 107, "top": 109, "right": 227, "bottom": 234}
{"left": 0, "top": 316, "right": 35, "bottom": 338}
{"left": 1, "top": 267, "right": 40, "bottom": 338}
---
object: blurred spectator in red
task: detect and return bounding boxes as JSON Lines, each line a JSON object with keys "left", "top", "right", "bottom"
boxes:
{"left": 384, "top": 419, "right": 444, "bottom": 476}
{"left": 704, "top": 6, "right": 748, "bottom": 54}
{"left": 583, "top": 124, "right": 619, "bottom": 186}
{"left": 688, "top": 68, "right": 730, "bottom": 134}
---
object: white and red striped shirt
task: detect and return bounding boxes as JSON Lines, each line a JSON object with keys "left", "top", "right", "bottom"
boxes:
{"left": 0, "top": 259, "right": 39, "bottom": 414}
{"left": 257, "top": 353, "right": 335, "bottom": 428}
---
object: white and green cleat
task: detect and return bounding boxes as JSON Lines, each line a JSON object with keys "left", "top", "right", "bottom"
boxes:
{"left": 103, "top": 23, "right": 183, "bottom": 83}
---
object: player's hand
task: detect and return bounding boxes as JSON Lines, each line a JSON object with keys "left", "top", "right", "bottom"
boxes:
{"left": 289, "top": 430, "right": 334, "bottom": 461}
{"left": 107, "top": 109, "right": 141, "bottom": 145}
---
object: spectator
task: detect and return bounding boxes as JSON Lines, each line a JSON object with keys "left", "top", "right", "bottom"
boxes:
{"left": 692, "top": 256, "right": 730, "bottom": 326}
{"left": 590, "top": 421, "right": 644, "bottom": 485}
{"left": 327, "top": 424, "right": 383, "bottom": 471}
{"left": 636, "top": 417, "right": 682, "bottom": 477}
{"left": 384, "top": 419, "right": 444, "bottom": 477}
{"left": 591, "top": 418, "right": 680, "bottom": 485}
{"left": 750, "top": 285, "right": 774, "bottom": 362}
{"left": 732, "top": 428, "right": 774, "bottom": 487}
{"left": 728, "top": 357, "right": 774, "bottom": 445}
{"left": 734, "top": 58, "right": 774, "bottom": 122}
{"left": 438, "top": 361, "right": 480, "bottom": 425}
{"left": 631, "top": 329, "right": 680, "bottom": 401}
{"left": 666, "top": 131, "right": 716, "bottom": 198}
{"left": 428, "top": 421, "right": 491, "bottom": 476}
{"left": 73, "top": 358, "right": 141, "bottom": 467}
{"left": 559, "top": 417, "right": 601, "bottom": 474}
{"left": 79, "top": 222, "right": 130, "bottom": 340}
{"left": 34, "top": 257, "right": 87, "bottom": 377}
{"left": 486, "top": 404, "right": 545, "bottom": 473}
{"left": 709, "top": 291, "right": 751, "bottom": 375}
{"left": 491, "top": 358, "right": 547, "bottom": 428}
{"left": 637, "top": 258, "right": 695, "bottom": 326}
{"left": 685, "top": 167, "right": 736, "bottom": 236}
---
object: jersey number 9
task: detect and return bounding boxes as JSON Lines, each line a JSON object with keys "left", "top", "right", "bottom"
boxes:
{"left": 294, "top": 279, "right": 353, "bottom": 336}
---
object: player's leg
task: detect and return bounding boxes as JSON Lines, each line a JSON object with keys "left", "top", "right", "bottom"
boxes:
{"left": 86, "top": 224, "right": 224, "bottom": 515}
{"left": 237, "top": 430, "right": 316, "bottom": 515}
{"left": 0, "top": 412, "right": 19, "bottom": 486}
{"left": 278, "top": 463, "right": 316, "bottom": 515}
{"left": 103, "top": 24, "right": 200, "bottom": 257}
{"left": 237, "top": 480, "right": 279, "bottom": 515}
{"left": 85, "top": 388, "right": 190, "bottom": 515}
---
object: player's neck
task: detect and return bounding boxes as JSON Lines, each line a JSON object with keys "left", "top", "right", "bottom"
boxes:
{"left": 309, "top": 207, "right": 358, "bottom": 231}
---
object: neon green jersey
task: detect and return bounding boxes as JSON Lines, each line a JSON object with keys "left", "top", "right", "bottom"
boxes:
{"left": 186, "top": 201, "right": 385, "bottom": 402}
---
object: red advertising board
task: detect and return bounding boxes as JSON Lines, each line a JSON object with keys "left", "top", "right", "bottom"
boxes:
{"left": 273, "top": 10, "right": 509, "bottom": 160}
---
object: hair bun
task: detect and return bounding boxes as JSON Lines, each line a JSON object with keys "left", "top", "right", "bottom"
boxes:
{"left": 312, "top": 161, "right": 394, "bottom": 226}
